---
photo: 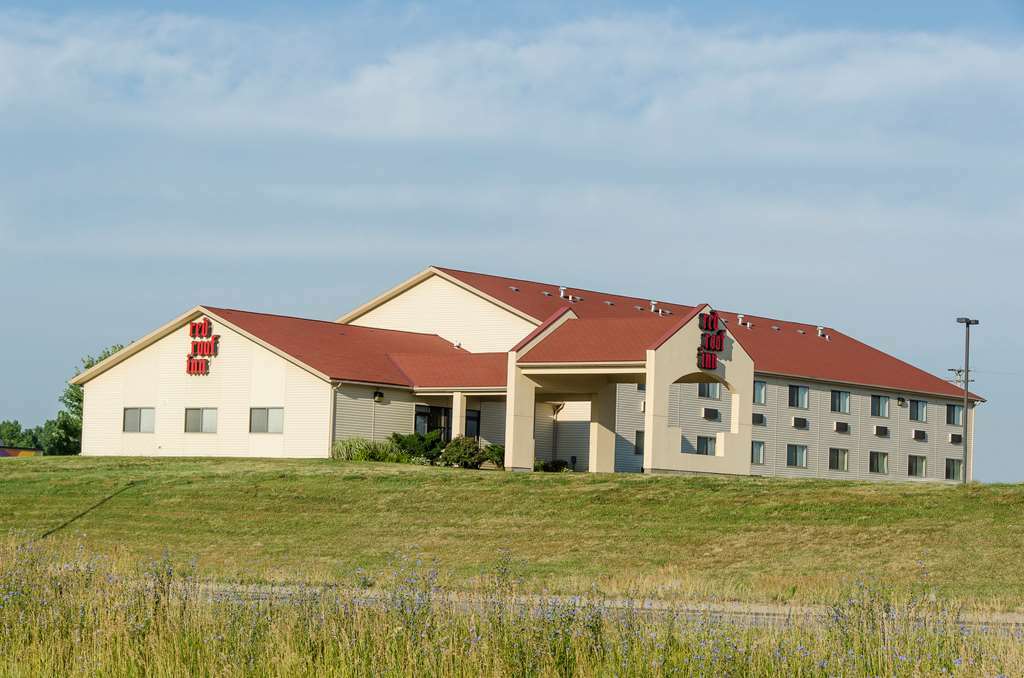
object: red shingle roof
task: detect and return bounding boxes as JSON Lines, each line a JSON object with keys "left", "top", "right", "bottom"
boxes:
{"left": 206, "top": 307, "right": 481, "bottom": 387}
{"left": 436, "top": 268, "right": 979, "bottom": 400}
{"left": 388, "top": 352, "right": 507, "bottom": 388}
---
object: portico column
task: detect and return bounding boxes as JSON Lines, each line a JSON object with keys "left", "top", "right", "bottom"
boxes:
{"left": 589, "top": 382, "right": 617, "bottom": 473}
{"left": 452, "top": 391, "right": 467, "bottom": 440}
{"left": 504, "top": 352, "right": 537, "bottom": 471}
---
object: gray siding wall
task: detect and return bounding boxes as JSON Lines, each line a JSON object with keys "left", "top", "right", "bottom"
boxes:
{"left": 615, "top": 385, "right": 645, "bottom": 473}
{"left": 479, "top": 400, "right": 506, "bottom": 446}
{"left": 534, "top": 403, "right": 556, "bottom": 463}
{"left": 334, "top": 383, "right": 418, "bottom": 442}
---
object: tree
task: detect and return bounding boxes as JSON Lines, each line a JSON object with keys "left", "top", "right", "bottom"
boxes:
{"left": 0, "top": 420, "right": 41, "bottom": 449}
{"left": 42, "top": 344, "right": 125, "bottom": 455}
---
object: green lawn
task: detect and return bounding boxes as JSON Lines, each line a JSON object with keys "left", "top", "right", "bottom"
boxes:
{"left": 3, "top": 456, "right": 1022, "bottom": 608}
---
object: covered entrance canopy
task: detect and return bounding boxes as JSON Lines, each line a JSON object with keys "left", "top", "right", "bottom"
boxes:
{"left": 504, "top": 305, "right": 754, "bottom": 474}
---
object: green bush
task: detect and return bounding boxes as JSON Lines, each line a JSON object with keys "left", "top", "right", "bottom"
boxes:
{"left": 389, "top": 430, "right": 445, "bottom": 463}
{"left": 331, "top": 437, "right": 409, "bottom": 463}
{"left": 438, "top": 435, "right": 484, "bottom": 469}
{"left": 481, "top": 443, "right": 505, "bottom": 468}
{"left": 534, "top": 459, "right": 571, "bottom": 472}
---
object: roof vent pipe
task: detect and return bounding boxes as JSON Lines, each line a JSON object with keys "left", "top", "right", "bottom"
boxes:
{"left": 559, "top": 286, "right": 566, "bottom": 299}
{"left": 737, "top": 314, "right": 744, "bottom": 325}
{"left": 817, "top": 326, "right": 824, "bottom": 337}
{"left": 650, "top": 300, "right": 658, "bottom": 313}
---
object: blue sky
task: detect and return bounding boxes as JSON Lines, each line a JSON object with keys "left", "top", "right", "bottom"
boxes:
{"left": 2, "top": 1, "right": 1022, "bottom": 480}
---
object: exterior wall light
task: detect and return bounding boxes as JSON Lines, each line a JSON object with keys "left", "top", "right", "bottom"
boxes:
{"left": 372, "top": 390, "right": 384, "bottom": 403}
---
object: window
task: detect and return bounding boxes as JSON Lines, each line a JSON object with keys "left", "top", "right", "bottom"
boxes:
{"left": 185, "top": 408, "right": 217, "bottom": 433}
{"left": 123, "top": 408, "right": 155, "bottom": 433}
{"left": 703, "top": 408, "right": 719, "bottom": 421}
{"left": 636, "top": 383, "right": 646, "bottom": 392}
{"left": 753, "top": 381, "right": 767, "bottom": 405}
{"left": 788, "top": 385, "right": 809, "bottom": 409}
{"left": 414, "top": 405, "right": 430, "bottom": 436}
{"left": 908, "top": 455, "right": 927, "bottom": 478}
{"left": 946, "top": 404, "right": 963, "bottom": 426}
{"left": 870, "top": 395, "right": 889, "bottom": 418}
{"left": 910, "top": 400, "right": 928, "bottom": 422}
{"left": 752, "top": 413, "right": 766, "bottom": 426}
{"left": 786, "top": 444, "right": 807, "bottom": 468}
{"left": 949, "top": 433, "right": 963, "bottom": 445}
{"left": 698, "top": 382, "right": 720, "bottom": 399}
{"left": 828, "top": 448, "right": 849, "bottom": 472}
{"left": 830, "top": 390, "right": 850, "bottom": 414}
{"left": 465, "top": 410, "right": 481, "bottom": 439}
{"left": 834, "top": 421, "right": 850, "bottom": 434}
{"left": 869, "top": 451, "right": 889, "bottom": 474}
{"left": 792, "top": 416, "right": 809, "bottom": 430}
{"left": 696, "top": 436, "right": 716, "bottom": 455}
{"left": 913, "top": 429, "right": 927, "bottom": 442}
{"left": 945, "top": 458, "right": 963, "bottom": 481}
{"left": 249, "top": 408, "right": 284, "bottom": 434}
{"left": 874, "top": 425, "right": 889, "bottom": 437}
{"left": 751, "top": 441, "right": 765, "bottom": 465}
{"left": 634, "top": 430, "right": 644, "bottom": 455}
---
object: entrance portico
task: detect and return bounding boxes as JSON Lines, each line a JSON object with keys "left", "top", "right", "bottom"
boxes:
{"left": 504, "top": 304, "right": 754, "bottom": 475}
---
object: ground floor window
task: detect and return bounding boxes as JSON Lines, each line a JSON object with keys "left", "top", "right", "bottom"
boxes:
{"left": 695, "top": 436, "right": 716, "bottom": 455}
{"left": 250, "top": 407, "right": 284, "bottom": 434}
{"left": 634, "top": 430, "right": 644, "bottom": 455}
{"left": 786, "top": 444, "right": 807, "bottom": 468}
{"left": 465, "top": 409, "right": 481, "bottom": 439}
{"left": 415, "top": 405, "right": 452, "bottom": 442}
{"left": 945, "top": 458, "right": 964, "bottom": 481}
{"left": 123, "top": 407, "right": 155, "bottom": 433}
{"left": 869, "top": 451, "right": 888, "bottom": 474}
{"left": 828, "top": 447, "right": 848, "bottom": 472}
{"left": 751, "top": 440, "right": 765, "bottom": 465}
{"left": 185, "top": 408, "right": 217, "bottom": 433}
{"left": 908, "top": 454, "right": 927, "bottom": 478}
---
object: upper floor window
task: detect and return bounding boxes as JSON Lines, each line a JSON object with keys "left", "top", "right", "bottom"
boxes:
{"left": 185, "top": 408, "right": 217, "bottom": 433}
{"left": 753, "top": 381, "right": 767, "bottom": 405}
{"left": 788, "top": 385, "right": 809, "bottom": 409}
{"left": 830, "top": 390, "right": 850, "bottom": 414}
{"left": 123, "top": 407, "right": 155, "bottom": 433}
{"left": 751, "top": 440, "right": 765, "bottom": 465}
{"left": 786, "top": 444, "right": 807, "bottom": 468}
{"left": 870, "top": 395, "right": 890, "bottom": 418}
{"left": 250, "top": 407, "right": 284, "bottom": 434}
{"left": 909, "top": 400, "right": 928, "bottom": 422}
{"left": 946, "top": 404, "right": 963, "bottom": 426}
{"left": 698, "top": 382, "right": 720, "bottom": 399}
{"left": 696, "top": 436, "right": 716, "bottom": 455}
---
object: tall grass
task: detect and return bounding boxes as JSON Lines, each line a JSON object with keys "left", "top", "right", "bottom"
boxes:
{"left": 1, "top": 539, "right": 1020, "bottom": 676}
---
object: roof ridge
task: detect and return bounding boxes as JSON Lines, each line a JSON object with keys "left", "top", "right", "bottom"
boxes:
{"left": 205, "top": 306, "right": 450, "bottom": 339}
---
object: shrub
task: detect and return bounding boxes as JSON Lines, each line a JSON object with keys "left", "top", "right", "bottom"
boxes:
{"left": 481, "top": 443, "right": 505, "bottom": 469}
{"left": 331, "top": 437, "right": 409, "bottom": 464}
{"left": 534, "top": 459, "right": 571, "bottom": 473}
{"left": 438, "top": 435, "right": 484, "bottom": 469}
{"left": 389, "top": 430, "right": 445, "bottom": 463}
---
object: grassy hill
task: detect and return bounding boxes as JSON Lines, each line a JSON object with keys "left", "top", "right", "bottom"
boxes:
{"left": 3, "top": 456, "right": 1022, "bottom": 608}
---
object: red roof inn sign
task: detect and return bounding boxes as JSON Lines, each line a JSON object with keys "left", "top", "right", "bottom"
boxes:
{"left": 697, "top": 310, "right": 724, "bottom": 370}
{"left": 186, "top": 317, "right": 220, "bottom": 376}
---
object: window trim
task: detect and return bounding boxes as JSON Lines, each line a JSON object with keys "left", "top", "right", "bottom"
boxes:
{"left": 828, "top": 447, "right": 849, "bottom": 472}
{"left": 249, "top": 407, "right": 284, "bottom": 434}
{"left": 123, "top": 407, "right": 155, "bottom": 434}
{"left": 786, "top": 444, "right": 808, "bottom": 468}
{"left": 869, "top": 450, "right": 889, "bottom": 475}
{"left": 908, "top": 454, "right": 927, "bottom": 478}
{"left": 751, "top": 440, "right": 765, "bottom": 465}
{"left": 185, "top": 407, "right": 218, "bottom": 434}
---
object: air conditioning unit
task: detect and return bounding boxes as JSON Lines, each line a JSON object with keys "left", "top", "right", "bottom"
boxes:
{"left": 752, "top": 413, "right": 766, "bottom": 426}
{"left": 913, "top": 429, "right": 927, "bottom": 441}
{"left": 703, "top": 408, "right": 719, "bottom": 421}
{"left": 834, "top": 421, "right": 850, "bottom": 434}
{"left": 793, "top": 417, "right": 809, "bottom": 430}
{"left": 949, "top": 433, "right": 963, "bottom": 444}
{"left": 874, "top": 425, "right": 889, "bottom": 437}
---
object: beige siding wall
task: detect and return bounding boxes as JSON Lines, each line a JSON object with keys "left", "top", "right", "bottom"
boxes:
{"left": 554, "top": 401, "right": 590, "bottom": 471}
{"left": 81, "top": 320, "right": 332, "bottom": 458}
{"left": 349, "top": 275, "right": 536, "bottom": 352}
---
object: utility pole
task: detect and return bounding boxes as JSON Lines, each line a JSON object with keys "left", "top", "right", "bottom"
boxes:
{"left": 956, "top": 317, "right": 979, "bottom": 483}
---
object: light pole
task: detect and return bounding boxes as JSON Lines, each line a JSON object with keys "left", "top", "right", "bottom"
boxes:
{"left": 956, "top": 317, "right": 979, "bottom": 483}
